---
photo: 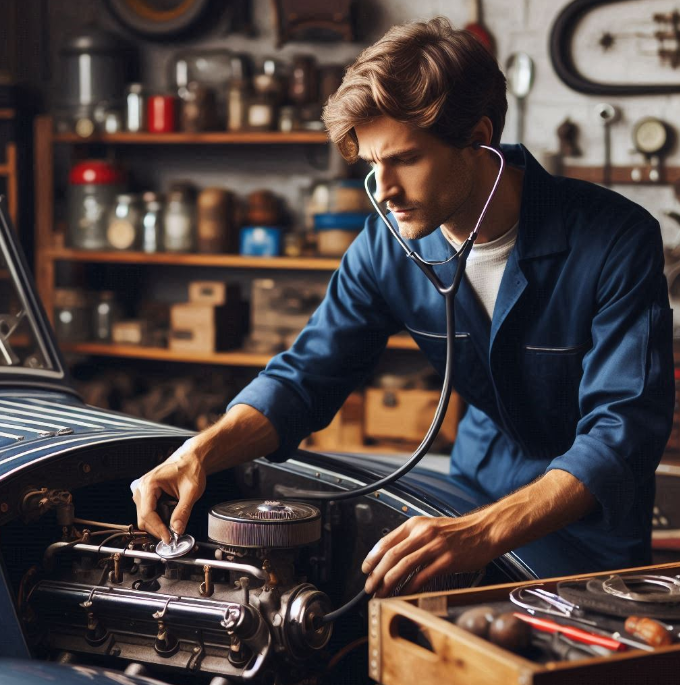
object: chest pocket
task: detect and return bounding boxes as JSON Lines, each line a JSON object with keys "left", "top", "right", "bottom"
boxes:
{"left": 407, "top": 327, "right": 495, "bottom": 413}
{"left": 521, "top": 341, "right": 591, "bottom": 445}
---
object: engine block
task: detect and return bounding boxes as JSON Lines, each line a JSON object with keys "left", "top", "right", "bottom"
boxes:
{"left": 27, "top": 500, "right": 333, "bottom": 682}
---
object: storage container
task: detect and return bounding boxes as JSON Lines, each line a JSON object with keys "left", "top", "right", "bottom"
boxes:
{"left": 314, "top": 212, "right": 369, "bottom": 256}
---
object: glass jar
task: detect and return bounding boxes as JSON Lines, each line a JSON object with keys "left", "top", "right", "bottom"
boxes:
{"left": 67, "top": 160, "right": 124, "bottom": 250}
{"left": 54, "top": 288, "right": 90, "bottom": 342}
{"left": 106, "top": 193, "right": 142, "bottom": 250}
{"left": 141, "top": 191, "right": 164, "bottom": 253}
{"left": 92, "top": 291, "right": 121, "bottom": 342}
{"left": 163, "top": 183, "right": 196, "bottom": 252}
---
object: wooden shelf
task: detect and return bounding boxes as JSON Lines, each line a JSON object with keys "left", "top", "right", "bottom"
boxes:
{"left": 61, "top": 335, "right": 418, "bottom": 365}
{"left": 53, "top": 131, "right": 329, "bottom": 145}
{"left": 562, "top": 164, "right": 680, "bottom": 186}
{"left": 47, "top": 249, "right": 341, "bottom": 271}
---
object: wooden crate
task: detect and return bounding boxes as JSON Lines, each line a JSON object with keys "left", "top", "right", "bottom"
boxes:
{"left": 370, "top": 562, "right": 680, "bottom": 685}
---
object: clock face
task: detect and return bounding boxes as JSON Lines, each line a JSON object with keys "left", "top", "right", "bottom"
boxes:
{"left": 633, "top": 118, "right": 668, "bottom": 154}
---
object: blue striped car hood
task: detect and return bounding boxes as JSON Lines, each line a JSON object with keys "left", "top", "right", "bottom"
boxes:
{"left": 0, "top": 390, "right": 192, "bottom": 481}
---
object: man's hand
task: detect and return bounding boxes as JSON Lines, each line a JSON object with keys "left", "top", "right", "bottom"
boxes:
{"left": 131, "top": 404, "right": 280, "bottom": 545}
{"left": 132, "top": 437, "right": 207, "bottom": 544}
{"left": 361, "top": 513, "right": 493, "bottom": 597}
{"left": 362, "top": 469, "right": 596, "bottom": 598}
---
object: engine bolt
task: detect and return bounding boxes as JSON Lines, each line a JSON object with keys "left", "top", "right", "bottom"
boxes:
{"left": 199, "top": 565, "right": 214, "bottom": 597}
{"left": 0, "top": 502, "right": 8, "bottom": 514}
{"left": 80, "top": 462, "right": 91, "bottom": 474}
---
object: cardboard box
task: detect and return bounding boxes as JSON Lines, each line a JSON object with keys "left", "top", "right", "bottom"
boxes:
{"left": 371, "top": 562, "right": 680, "bottom": 685}
{"left": 169, "top": 302, "right": 244, "bottom": 354}
{"left": 188, "top": 281, "right": 240, "bottom": 306}
{"left": 364, "top": 388, "right": 463, "bottom": 444}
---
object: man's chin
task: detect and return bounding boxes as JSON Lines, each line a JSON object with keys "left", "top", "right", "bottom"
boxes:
{"left": 397, "top": 221, "right": 436, "bottom": 241}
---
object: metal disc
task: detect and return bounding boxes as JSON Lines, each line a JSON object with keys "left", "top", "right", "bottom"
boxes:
{"left": 156, "top": 533, "right": 195, "bottom": 559}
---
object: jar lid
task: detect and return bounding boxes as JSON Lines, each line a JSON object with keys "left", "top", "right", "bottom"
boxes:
{"left": 332, "top": 179, "right": 365, "bottom": 189}
{"left": 69, "top": 160, "right": 124, "bottom": 185}
{"left": 314, "top": 212, "right": 370, "bottom": 231}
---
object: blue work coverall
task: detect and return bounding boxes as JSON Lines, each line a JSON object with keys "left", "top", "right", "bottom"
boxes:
{"left": 229, "top": 145, "right": 675, "bottom": 576}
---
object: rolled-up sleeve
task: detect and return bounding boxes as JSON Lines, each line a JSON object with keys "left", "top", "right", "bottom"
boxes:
{"left": 546, "top": 218, "right": 675, "bottom": 529}
{"left": 227, "top": 221, "right": 403, "bottom": 462}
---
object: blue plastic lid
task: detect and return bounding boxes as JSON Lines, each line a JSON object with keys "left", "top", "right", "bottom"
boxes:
{"left": 314, "top": 212, "right": 370, "bottom": 231}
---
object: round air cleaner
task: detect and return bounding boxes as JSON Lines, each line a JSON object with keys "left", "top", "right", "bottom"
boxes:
{"left": 208, "top": 500, "right": 321, "bottom": 549}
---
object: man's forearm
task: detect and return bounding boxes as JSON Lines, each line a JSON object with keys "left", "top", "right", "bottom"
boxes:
{"left": 193, "top": 404, "right": 280, "bottom": 475}
{"left": 480, "top": 469, "right": 597, "bottom": 557}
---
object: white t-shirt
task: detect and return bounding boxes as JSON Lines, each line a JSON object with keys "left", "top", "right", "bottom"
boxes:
{"left": 446, "top": 222, "right": 519, "bottom": 320}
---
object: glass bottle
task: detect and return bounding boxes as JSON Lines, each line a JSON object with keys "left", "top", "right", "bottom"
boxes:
{"left": 163, "top": 183, "right": 196, "bottom": 252}
{"left": 141, "top": 191, "right": 164, "bottom": 253}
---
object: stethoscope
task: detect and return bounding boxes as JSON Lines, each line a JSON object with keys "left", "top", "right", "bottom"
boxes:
{"left": 294, "top": 142, "right": 506, "bottom": 503}
{"left": 306, "top": 143, "right": 507, "bottom": 625}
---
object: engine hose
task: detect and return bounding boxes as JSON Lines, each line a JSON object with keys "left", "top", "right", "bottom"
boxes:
{"left": 317, "top": 588, "right": 369, "bottom": 627}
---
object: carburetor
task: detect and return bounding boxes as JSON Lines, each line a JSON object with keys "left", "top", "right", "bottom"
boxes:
{"left": 27, "top": 499, "right": 333, "bottom": 682}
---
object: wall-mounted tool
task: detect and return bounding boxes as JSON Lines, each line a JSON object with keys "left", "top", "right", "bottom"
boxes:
{"left": 594, "top": 103, "right": 620, "bottom": 186}
{"left": 465, "top": 0, "right": 495, "bottom": 54}
{"left": 557, "top": 117, "right": 582, "bottom": 157}
{"left": 550, "top": 0, "right": 680, "bottom": 96}
{"left": 506, "top": 53, "right": 535, "bottom": 145}
{"left": 631, "top": 117, "right": 675, "bottom": 182}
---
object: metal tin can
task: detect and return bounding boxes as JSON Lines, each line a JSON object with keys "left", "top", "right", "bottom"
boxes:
{"left": 148, "top": 94, "right": 177, "bottom": 133}
{"left": 126, "top": 83, "right": 145, "bottom": 132}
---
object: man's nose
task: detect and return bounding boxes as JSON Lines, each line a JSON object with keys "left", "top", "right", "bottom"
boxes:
{"left": 373, "top": 166, "right": 400, "bottom": 204}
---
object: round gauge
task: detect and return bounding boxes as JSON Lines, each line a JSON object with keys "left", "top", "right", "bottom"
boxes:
{"left": 632, "top": 118, "right": 670, "bottom": 155}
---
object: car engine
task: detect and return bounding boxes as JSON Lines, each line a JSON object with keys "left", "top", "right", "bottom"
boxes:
{"left": 20, "top": 490, "right": 337, "bottom": 684}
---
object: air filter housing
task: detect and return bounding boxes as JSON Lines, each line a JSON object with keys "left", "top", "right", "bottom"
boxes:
{"left": 208, "top": 500, "right": 321, "bottom": 549}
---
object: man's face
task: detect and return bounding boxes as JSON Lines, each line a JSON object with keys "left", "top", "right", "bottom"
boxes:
{"left": 356, "top": 116, "right": 474, "bottom": 240}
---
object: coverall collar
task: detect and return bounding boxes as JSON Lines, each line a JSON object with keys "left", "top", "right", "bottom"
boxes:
{"left": 502, "top": 144, "right": 569, "bottom": 261}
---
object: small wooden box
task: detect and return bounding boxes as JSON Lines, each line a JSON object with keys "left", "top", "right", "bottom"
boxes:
{"left": 188, "top": 281, "right": 239, "bottom": 306}
{"left": 112, "top": 319, "right": 148, "bottom": 346}
{"left": 169, "top": 302, "right": 244, "bottom": 353}
{"left": 364, "top": 388, "right": 463, "bottom": 444}
{"left": 371, "top": 562, "right": 680, "bottom": 685}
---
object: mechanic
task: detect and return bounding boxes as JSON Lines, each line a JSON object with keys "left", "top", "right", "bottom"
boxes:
{"left": 133, "top": 17, "right": 674, "bottom": 597}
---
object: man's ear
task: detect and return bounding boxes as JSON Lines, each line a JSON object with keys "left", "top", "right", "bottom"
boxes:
{"left": 470, "top": 116, "right": 494, "bottom": 148}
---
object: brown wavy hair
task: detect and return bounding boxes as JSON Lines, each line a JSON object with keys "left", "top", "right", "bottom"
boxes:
{"left": 322, "top": 17, "right": 507, "bottom": 162}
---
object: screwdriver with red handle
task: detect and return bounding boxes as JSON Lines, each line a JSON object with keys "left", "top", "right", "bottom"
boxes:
{"left": 513, "top": 613, "right": 627, "bottom": 651}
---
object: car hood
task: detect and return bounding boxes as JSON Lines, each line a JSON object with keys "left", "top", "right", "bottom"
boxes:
{"left": 0, "top": 390, "right": 191, "bottom": 482}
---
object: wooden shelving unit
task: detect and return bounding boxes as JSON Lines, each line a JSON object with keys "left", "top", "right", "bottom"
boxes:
{"left": 61, "top": 335, "right": 418, "bottom": 367}
{"left": 33, "top": 116, "right": 338, "bottom": 325}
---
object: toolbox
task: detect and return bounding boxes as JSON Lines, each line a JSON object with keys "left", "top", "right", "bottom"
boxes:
{"left": 370, "top": 562, "right": 680, "bottom": 685}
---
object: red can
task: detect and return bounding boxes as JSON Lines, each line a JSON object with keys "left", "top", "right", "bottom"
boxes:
{"left": 147, "top": 95, "right": 177, "bottom": 133}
